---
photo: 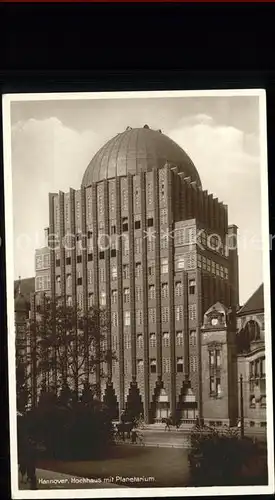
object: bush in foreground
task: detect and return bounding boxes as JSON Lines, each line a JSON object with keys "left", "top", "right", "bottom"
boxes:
{"left": 188, "top": 425, "right": 267, "bottom": 486}
{"left": 22, "top": 391, "right": 114, "bottom": 461}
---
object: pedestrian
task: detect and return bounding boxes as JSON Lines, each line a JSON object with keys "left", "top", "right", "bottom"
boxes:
{"left": 131, "top": 429, "right": 137, "bottom": 444}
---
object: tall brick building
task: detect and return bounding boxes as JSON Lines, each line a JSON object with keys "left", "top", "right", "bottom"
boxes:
{"left": 33, "top": 125, "right": 240, "bottom": 424}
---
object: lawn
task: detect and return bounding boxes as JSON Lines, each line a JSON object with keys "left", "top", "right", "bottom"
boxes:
{"left": 38, "top": 445, "right": 190, "bottom": 488}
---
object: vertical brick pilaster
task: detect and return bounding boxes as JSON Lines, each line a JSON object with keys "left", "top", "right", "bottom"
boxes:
{"left": 140, "top": 172, "right": 149, "bottom": 423}
{"left": 167, "top": 168, "right": 176, "bottom": 419}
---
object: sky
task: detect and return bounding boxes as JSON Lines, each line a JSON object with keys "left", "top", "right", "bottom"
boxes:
{"left": 10, "top": 94, "right": 265, "bottom": 305}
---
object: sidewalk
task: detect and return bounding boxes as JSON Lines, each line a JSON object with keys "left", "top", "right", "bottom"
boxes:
{"left": 19, "top": 468, "right": 126, "bottom": 490}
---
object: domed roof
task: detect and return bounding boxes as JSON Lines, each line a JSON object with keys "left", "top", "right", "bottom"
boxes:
{"left": 82, "top": 126, "right": 201, "bottom": 187}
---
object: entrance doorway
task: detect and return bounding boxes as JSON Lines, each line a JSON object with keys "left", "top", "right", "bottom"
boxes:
{"left": 156, "top": 389, "right": 170, "bottom": 420}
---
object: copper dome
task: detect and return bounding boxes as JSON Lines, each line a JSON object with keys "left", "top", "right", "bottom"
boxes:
{"left": 81, "top": 126, "right": 201, "bottom": 187}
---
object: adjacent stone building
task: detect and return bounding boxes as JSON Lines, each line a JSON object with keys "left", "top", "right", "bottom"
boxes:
{"left": 236, "top": 284, "right": 266, "bottom": 429}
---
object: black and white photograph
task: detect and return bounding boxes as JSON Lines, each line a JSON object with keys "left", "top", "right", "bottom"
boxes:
{"left": 3, "top": 89, "right": 274, "bottom": 498}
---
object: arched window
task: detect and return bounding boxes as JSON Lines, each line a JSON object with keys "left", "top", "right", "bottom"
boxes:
{"left": 247, "top": 320, "right": 260, "bottom": 342}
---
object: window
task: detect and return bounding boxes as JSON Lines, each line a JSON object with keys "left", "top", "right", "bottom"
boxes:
{"left": 137, "top": 334, "right": 143, "bottom": 349}
{"left": 77, "top": 293, "right": 83, "bottom": 309}
{"left": 149, "top": 308, "right": 156, "bottom": 323}
{"left": 189, "top": 304, "right": 197, "bottom": 321}
{"left": 99, "top": 267, "right": 105, "bottom": 282}
{"left": 209, "top": 349, "right": 222, "bottom": 397}
{"left": 122, "top": 189, "right": 128, "bottom": 210}
{"left": 135, "top": 219, "right": 141, "bottom": 230}
{"left": 175, "top": 281, "right": 182, "bottom": 296}
{"left": 122, "top": 236, "right": 129, "bottom": 256}
{"left": 216, "top": 377, "right": 221, "bottom": 396}
{"left": 43, "top": 254, "right": 50, "bottom": 268}
{"left": 112, "top": 334, "right": 118, "bottom": 351}
{"left": 150, "top": 359, "right": 157, "bottom": 374}
{"left": 88, "top": 253, "right": 93, "bottom": 262}
{"left": 111, "top": 266, "right": 118, "bottom": 280}
{"left": 112, "top": 312, "right": 118, "bottom": 327}
{"left": 100, "top": 291, "right": 106, "bottom": 306}
{"left": 135, "top": 285, "right": 142, "bottom": 302}
{"left": 148, "top": 262, "right": 155, "bottom": 276}
{"left": 210, "top": 376, "right": 215, "bottom": 395}
{"left": 162, "top": 358, "right": 170, "bottom": 374}
{"left": 76, "top": 255, "right": 82, "bottom": 264}
{"left": 177, "top": 357, "right": 184, "bottom": 373}
{"left": 135, "top": 262, "right": 142, "bottom": 278}
{"left": 189, "top": 279, "right": 196, "bottom": 295}
{"left": 111, "top": 289, "right": 118, "bottom": 304}
{"left": 176, "top": 331, "right": 183, "bottom": 346}
{"left": 123, "top": 264, "right": 129, "bottom": 280}
{"left": 175, "top": 255, "right": 185, "bottom": 270}
{"left": 147, "top": 238, "right": 155, "bottom": 252}
{"left": 175, "top": 305, "right": 183, "bottom": 322}
{"left": 135, "top": 188, "right": 140, "bottom": 206}
{"left": 197, "top": 254, "right": 202, "bottom": 268}
{"left": 56, "top": 258, "right": 61, "bottom": 267}
{"left": 147, "top": 183, "right": 153, "bottom": 204}
{"left": 122, "top": 217, "right": 128, "bottom": 232}
{"left": 77, "top": 277, "right": 82, "bottom": 286}
{"left": 67, "top": 295, "right": 72, "bottom": 307}
{"left": 136, "top": 310, "right": 143, "bottom": 326}
{"left": 149, "top": 285, "right": 155, "bottom": 300}
{"left": 99, "top": 251, "right": 105, "bottom": 260}
{"left": 207, "top": 258, "right": 211, "bottom": 272}
{"left": 160, "top": 208, "right": 167, "bottom": 225}
{"left": 135, "top": 237, "right": 142, "bottom": 254}
{"left": 190, "top": 330, "right": 197, "bottom": 346}
{"left": 97, "top": 193, "right": 103, "bottom": 215}
{"left": 124, "top": 310, "right": 131, "bottom": 326}
{"left": 111, "top": 224, "right": 116, "bottom": 235}
{"left": 150, "top": 333, "right": 156, "bottom": 348}
{"left": 190, "top": 356, "right": 197, "bottom": 373}
{"left": 137, "top": 359, "right": 144, "bottom": 374}
{"left": 111, "top": 249, "right": 116, "bottom": 258}
{"left": 147, "top": 217, "right": 154, "bottom": 227}
{"left": 87, "top": 269, "right": 93, "bottom": 285}
{"left": 160, "top": 234, "right": 168, "bottom": 250}
{"left": 224, "top": 267, "right": 228, "bottom": 280}
{"left": 161, "top": 283, "right": 169, "bottom": 298}
{"left": 124, "top": 334, "right": 131, "bottom": 349}
{"left": 123, "top": 288, "right": 130, "bottom": 303}
{"left": 110, "top": 192, "right": 115, "bottom": 211}
{"left": 175, "top": 229, "right": 185, "bottom": 246}
{"left": 66, "top": 256, "right": 71, "bottom": 265}
{"left": 162, "top": 306, "right": 169, "bottom": 323}
{"left": 160, "top": 180, "right": 165, "bottom": 200}
{"left": 162, "top": 332, "right": 170, "bottom": 347}
{"left": 88, "top": 293, "right": 94, "bottom": 308}
{"left": 161, "top": 258, "right": 168, "bottom": 274}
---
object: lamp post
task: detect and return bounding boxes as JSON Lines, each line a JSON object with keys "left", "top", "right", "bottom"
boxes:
{"left": 239, "top": 374, "right": 244, "bottom": 439}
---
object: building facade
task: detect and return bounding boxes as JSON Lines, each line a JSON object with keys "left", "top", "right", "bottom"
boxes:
{"left": 32, "top": 125, "right": 241, "bottom": 424}
{"left": 236, "top": 284, "right": 266, "bottom": 429}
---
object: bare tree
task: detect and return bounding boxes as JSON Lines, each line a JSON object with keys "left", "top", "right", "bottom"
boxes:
{"left": 31, "top": 297, "right": 115, "bottom": 398}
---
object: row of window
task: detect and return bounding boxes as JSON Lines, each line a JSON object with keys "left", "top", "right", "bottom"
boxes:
{"left": 36, "top": 254, "right": 50, "bottom": 270}
{"left": 249, "top": 357, "right": 265, "bottom": 379}
{"left": 36, "top": 275, "right": 51, "bottom": 291}
{"left": 110, "top": 304, "right": 197, "bottom": 326}
{"left": 198, "top": 255, "right": 228, "bottom": 279}
{"left": 108, "top": 280, "right": 195, "bottom": 303}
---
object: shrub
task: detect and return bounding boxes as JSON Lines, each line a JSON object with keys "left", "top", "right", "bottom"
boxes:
{"left": 188, "top": 425, "right": 267, "bottom": 486}
{"left": 23, "top": 399, "right": 114, "bottom": 461}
